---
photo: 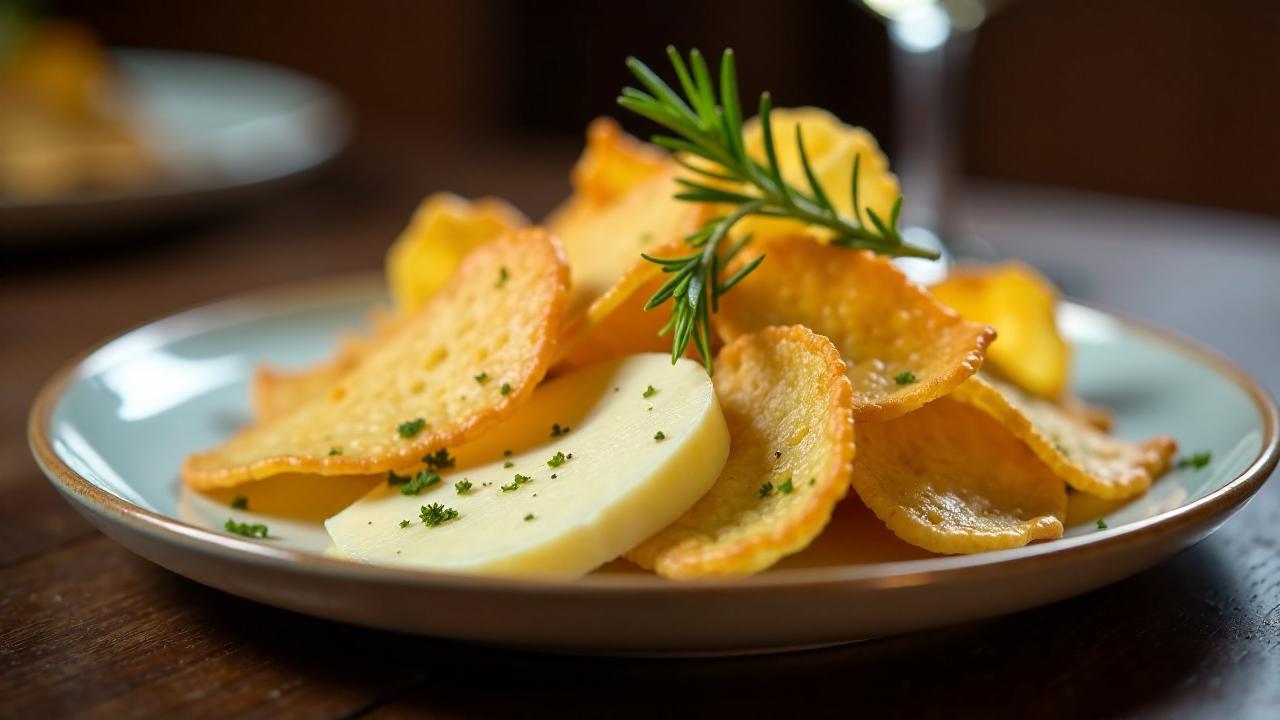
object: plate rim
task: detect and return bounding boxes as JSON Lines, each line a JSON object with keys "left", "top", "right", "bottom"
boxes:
{"left": 27, "top": 272, "right": 1280, "bottom": 595}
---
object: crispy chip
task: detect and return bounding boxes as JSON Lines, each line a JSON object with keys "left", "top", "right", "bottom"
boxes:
{"left": 569, "top": 116, "right": 669, "bottom": 206}
{"left": 252, "top": 307, "right": 400, "bottom": 424}
{"left": 554, "top": 268, "right": 678, "bottom": 370}
{"left": 851, "top": 395, "right": 1067, "bottom": 554}
{"left": 738, "top": 107, "right": 900, "bottom": 243}
{"left": 952, "top": 375, "right": 1177, "bottom": 500}
{"left": 386, "top": 193, "right": 528, "bottom": 316}
{"left": 627, "top": 325, "right": 854, "bottom": 578}
{"left": 930, "top": 262, "right": 1070, "bottom": 399}
{"left": 183, "top": 228, "right": 569, "bottom": 489}
{"left": 716, "top": 235, "right": 994, "bottom": 421}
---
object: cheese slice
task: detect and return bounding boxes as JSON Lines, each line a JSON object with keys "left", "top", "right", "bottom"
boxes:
{"left": 325, "top": 354, "right": 729, "bottom": 578}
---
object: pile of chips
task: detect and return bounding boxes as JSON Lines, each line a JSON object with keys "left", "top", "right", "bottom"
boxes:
{"left": 184, "top": 109, "right": 1177, "bottom": 577}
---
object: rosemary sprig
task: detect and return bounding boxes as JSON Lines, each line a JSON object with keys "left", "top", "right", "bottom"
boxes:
{"left": 618, "top": 47, "right": 939, "bottom": 371}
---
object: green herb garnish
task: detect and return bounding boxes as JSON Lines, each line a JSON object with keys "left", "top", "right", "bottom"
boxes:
{"left": 423, "top": 448, "right": 456, "bottom": 471}
{"left": 400, "top": 470, "right": 441, "bottom": 496}
{"left": 758, "top": 481, "right": 774, "bottom": 499}
{"left": 1177, "top": 451, "right": 1212, "bottom": 470}
{"left": 524, "top": 513, "right": 536, "bottom": 522}
{"left": 500, "top": 382, "right": 511, "bottom": 396}
{"left": 551, "top": 423, "right": 569, "bottom": 437}
{"left": 501, "top": 474, "right": 533, "bottom": 493}
{"left": 496, "top": 266, "right": 509, "bottom": 288}
{"left": 224, "top": 518, "right": 268, "bottom": 539}
{"left": 547, "top": 451, "right": 567, "bottom": 468}
{"left": 230, "top": 495, "right": 248, "bottom": 510}
{"left": 399, "top": 519, "right": 411, "bottom": 528}
{"left": 503, "top": 460, "right": 515, "bottom": 468}
{"left": 643, "top": 385, "right": 658, "bottom": 398}
{"left": 618, "top": 48, "right": 936, "bottom": 372}
{"left": 419, "top": 503, "right": 459, "bottom": 527}
{"left": 654, "top": 430, "right": 666, "bottom": 441}
{"left": 1096, "top": 518, "right": 1108, "bottom": 530}
{"left": 893, "top": 371, "right": 917, "bottom": 385}
{"left": 387, "top": 470, "right": 412, "bottom": 486}
{"left": 397, "top": 417, "right": 427, "bottom": 438}
{"left": 474, "top": 371, "right": 490, "bottom": 385}
{"left": 328, "top": 446, "right": 343, "bottom": 456}
{"left": 778, "top": 477, "right": 794, "bottom": 494}
{"left": 455, "top": 479, "right": 473, "bottom": 494}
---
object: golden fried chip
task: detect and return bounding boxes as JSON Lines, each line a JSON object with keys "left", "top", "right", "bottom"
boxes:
{"left": 627, "top": 325, "right": 854, "bottom": 578}
{"left": 570, "top": 116, "right": 669, "bottom": 206}
{"left": 738, "top": 107, "right": 900, "bottom": 243}
{"left": 851, "top": 395, "right": 1067, "bottom": 554}
{"left": 386, "top": 193, "right": 528, "bottom": 316}
{"left": 716, "top": 235, "right": 994, "bottom": 421}
{"left": 930, "top": 262, "right": 1070, "bottom": 399}
{"left": 554, "top": 266, "right": 678, "bottom": 370}
{"left": 183, "top": 228, "right": 569, "bottom": 489}
{"left": 251, "top": 307, "right": 400, "bottom": 424}
{"left": 953, "top": 375, "right": 1177, "bottom": 500}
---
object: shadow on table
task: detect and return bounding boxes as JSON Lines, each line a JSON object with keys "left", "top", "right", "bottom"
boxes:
{"left": 147, "top": 534, "right": 1262, "bottom": 719}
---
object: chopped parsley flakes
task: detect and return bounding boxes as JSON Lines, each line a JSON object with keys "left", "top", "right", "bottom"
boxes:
{"left": 419, "top": 503, "right": 459, "bottom": 527}
{"left": 654, "top": 431, "right": 666, "bottom": 441}
{"left": 778, "top": 477, "right": 794, "bottom": 495}
{"left": 643, "top": 385, "right": 658, "bottom": 398}
{"left": 225, "top": 518, "right": 268, "bottom": 539}
{"left": 495, "top": 266, "right": 509, "bottom": 288}
{"left": 387, "top": 470, "right": 412, "bottom": 486}
{"left": 503, "top": 460, "right": 515, "bottom": 468}
{"left": 423, "top": 449, "right": 456, "bottom": 471}
{"left": 500, "top": 382, "right": 512, "bottom": 396}
{"left": 1177, "top": 451, "right": 1212, "bottom": 470}
{"left": 230, "top": 495, "right": 248, "bottom": 510}
{"left": 398, "top": 417, "right": 427, "bottom": 438}
{"left": 551, "top": 423, "right": 569, "bottom": 437}
{"left": 547, "top": 451, "right": 567, "bottom": 468}
{"left": 1096, "top": 518, "right": 1108, "bottom": 530}
{"left": 758, "top": 481, "right": 774, "bottom": 499}
{"left": 501, "top": 474, "right": 532, "bottom": 493}
{"left": 399, "top": 519, "right": 411, "bottom": 528}
{"left": 328, "top": 446, "right": 343, "bottom": 456}
{"left": 400, "top": 470, "right": 441, "bottom": 496}
{"left": 893, "top": 370, "right": 917, "bottom": 385}
{"left": 524, "top": 513, "right": 536, "bottom": 522}
{"left": 474, "top": 372, "right": 490, "bottom": 385}
{"left": 455, "top": 479, "right": 473, "bottom": 494}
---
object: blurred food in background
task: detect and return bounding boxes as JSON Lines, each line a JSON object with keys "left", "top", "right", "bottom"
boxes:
{"left": 0, "top": 15, "right": 158, "bottom": 199}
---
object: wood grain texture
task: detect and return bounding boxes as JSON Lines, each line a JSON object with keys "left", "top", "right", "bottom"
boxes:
{"left": 1, "top": 130, "right": 1276, "bottom": 719}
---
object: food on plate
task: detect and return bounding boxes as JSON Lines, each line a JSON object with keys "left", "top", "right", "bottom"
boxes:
{"left": 716, "top": 235, "right": 994, "bottom": 421}
{"left": 326, "top": 354, "right": 729, "bottom": 577}
{"left": 929, "top": 262, "right": 1070, "bottom": 399}
{"left": 183, "top": 228, "right": 569, "bottom": 488}
{"left": 627, "top": 325, "right": 853, "bottom": 577}
{"left": 952, "top": 376, "right": 1177, "bottom": 500}
{"left": 0, "top": 18, "right": 157, "bottom": 199}
{"left": 183, "top": 47, "right": 1179, "bottom": 578}
{"left": 386, "top": 193, "right": 529, "bottom": 316}
{"left": 851, "top": 393, "right": 1068, "bottom": 553}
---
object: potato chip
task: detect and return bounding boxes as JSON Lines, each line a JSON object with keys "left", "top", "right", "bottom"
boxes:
{"left": 716, "top": 235, "right": 994, "bottom": 421}
{"left": 851, "top": 395, "right": 1067, "bottom": 554}
{"left": 183, "top": 228, "right": 569, "bottom": 489}
{"left": 386, "top": 193, "right": 528, "bottom": 316}
{"left": 553, "top": 268, "right": 677, "bottom": 370}
{"left": 738, "top": 107, "right": 900, "bottom": 243}
{"left": 930, "top": 262, "right": 1070, "bottom": 399}
{"left": 570, "top": 116, "right": 669, "bottom": 206}
{"left": 952, "top": 375, "right": 1177, "bottom": 500}
{"left": 251, "top": 307, "right": 401, "bottom": 424}
{"left": 626, "top": 325, "right": 854, "bottom": 578}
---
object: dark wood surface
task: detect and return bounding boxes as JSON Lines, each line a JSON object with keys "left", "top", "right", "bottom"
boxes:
{"left": 2, "top": 130, "right": 1278, "bottom": 719}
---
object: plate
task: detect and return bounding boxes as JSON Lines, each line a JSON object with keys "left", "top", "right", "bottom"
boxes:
{"left": 28, "top": 273, "right": 1278, "bottom": 655}
{"left": 0, "top": 49, "right": 349, "bottom": 242}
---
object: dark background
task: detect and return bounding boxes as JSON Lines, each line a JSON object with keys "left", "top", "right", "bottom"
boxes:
{"left": 54, "top": 0, "right": 1280, "bottom": 218}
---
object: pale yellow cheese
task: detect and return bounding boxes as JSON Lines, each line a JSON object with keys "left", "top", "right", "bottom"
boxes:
{"left": 324, "top": 355, "right": 729, "bottom": 578}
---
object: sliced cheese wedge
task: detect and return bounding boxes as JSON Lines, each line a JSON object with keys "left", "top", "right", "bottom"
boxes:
{"left": 325, "top": 354, "right": 729, "bottom": 578}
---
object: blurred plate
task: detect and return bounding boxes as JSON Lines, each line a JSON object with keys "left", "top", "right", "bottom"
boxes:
{"left": 0, "top": 49, "right": 349, "bottom": 242}
{"left": 28, "top": 274, "right": 1279, "bottom": 655}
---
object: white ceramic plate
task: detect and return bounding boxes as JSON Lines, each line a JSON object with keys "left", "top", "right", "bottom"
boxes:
{"left": 0, "top": 49, "right": 349, "bottom": 241}
{"left": 29, "top": 274, "right": 1278, "bottom": 655}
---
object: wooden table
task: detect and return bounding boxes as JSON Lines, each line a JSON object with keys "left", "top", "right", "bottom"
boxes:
{"left": 3, "top": 130, "right": 1278, "bottom": 718}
